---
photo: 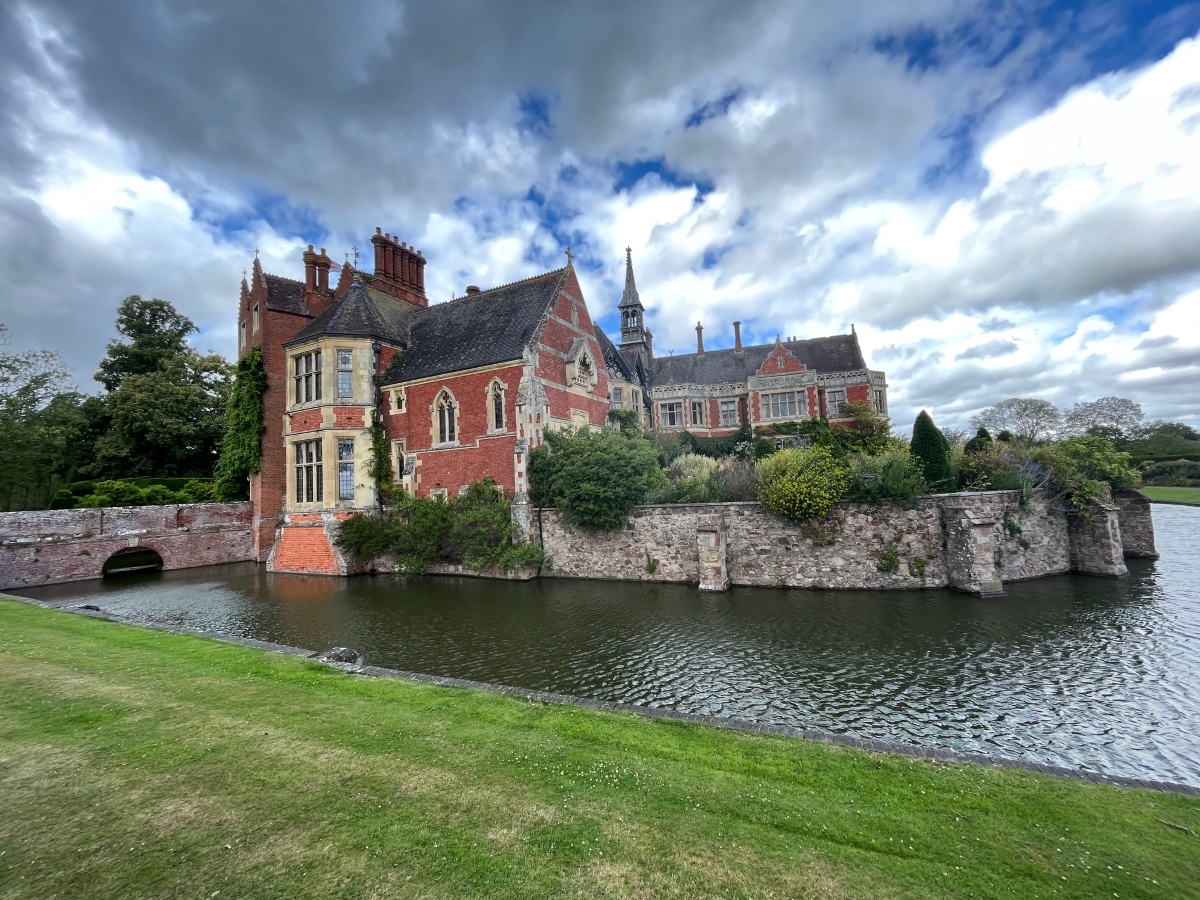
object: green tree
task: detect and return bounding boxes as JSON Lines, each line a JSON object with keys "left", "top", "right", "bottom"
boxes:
{"left": 213, "top": 347, "right": 267, "bottom": 501}
{"left": 529, "top": 426, "right": 665, "bottom": 529}
{"left": 0, "top": 325, "right": 79, "bottom": 510}
{"left": 95, "top": 296, "right": 198, "bottom": 391}
{"left": 834, "top": 400, "right": 892, "bottom": 455}
{"left": 911, "top": 410, "right": 952, "bottom": 491}
{"left": 87, "top": 297, "right": 232, "bottom": 479}
{"left": 970, "top": 398, "right": 1061, "bottom": 443}
{"left": 91, "top": 350, "right": 232, "bottom": 478}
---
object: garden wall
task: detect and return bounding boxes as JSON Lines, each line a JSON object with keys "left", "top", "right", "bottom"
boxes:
{"left": 535, "top": 490, "right": 1134, "bottom": 594}
{"left": 0, "top": 503, "right": 254, "bottom": 590}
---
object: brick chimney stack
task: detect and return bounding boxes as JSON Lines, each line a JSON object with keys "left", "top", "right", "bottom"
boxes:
{"left": 696, "top": 321, "right": 705, "bottom": 354}
{"left": 368, "top": 227, "right": 428, "bottom": 307}
{"left": 315, "top": 248, "right": 331, "bottom": 292}
{"left": 733, "top": 320, "right": 743, "bottom": 352}
{"left": 303, "top": 245, "right": 318, "bottom": 292}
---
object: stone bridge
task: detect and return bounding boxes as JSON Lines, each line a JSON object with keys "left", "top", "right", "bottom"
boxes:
{"left": 0, "top": 503, "right": 254, "bottom": 590}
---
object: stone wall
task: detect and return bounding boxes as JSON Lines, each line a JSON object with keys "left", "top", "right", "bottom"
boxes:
{"left": 537, "top": 491, "right": 1108, "bottom": 594}
{"left": 0, "top": 503, "right": 254, "bottom": 590}
{"left": 1113, "top": 489, "right": 1159, "bottom": 559}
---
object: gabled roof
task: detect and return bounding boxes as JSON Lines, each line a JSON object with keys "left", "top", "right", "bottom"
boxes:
{"left": 381, "top": 267, "right": 568, "bottom": 384}
{"left": 593, "top": 323, "right": 634, "bottom": 381}
{"left": 285, "top": 278, "right": 415, "bottom": 347}
{"left": 263, "top": 273, "right": 308, "bottom": 315}
{"left": 650, "top": 333, "right": 867, "bottom": 387}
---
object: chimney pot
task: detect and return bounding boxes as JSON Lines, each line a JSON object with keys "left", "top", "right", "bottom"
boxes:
{"left": 376, "top": 227, "right": 382, "bottom": 235}
{"left": 733, "top": 320, "right": 743, "bottom": 351}
{"left": 320, "top": 248, "right": 326, "bottom": 255}
{"left": 465, "top": 285, "right": 481, "bottom": 296}
{"left": 696, "top": 321, "right": 705, "bottom": 354}
{"left": 308, "top": 244, "right": 314, "bottom": 251}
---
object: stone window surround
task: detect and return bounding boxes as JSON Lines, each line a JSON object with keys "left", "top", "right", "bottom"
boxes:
{"left": 431, "top": 388, "right": 460, "bottom": 448}
{"left": 485, "top": 377, "right": 509, "bottom": 434}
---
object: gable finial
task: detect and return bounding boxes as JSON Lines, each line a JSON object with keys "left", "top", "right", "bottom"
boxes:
{"left": 565, "top": 246, "right": 573, "bottom": 265}
{"left": 254, "top": 246, "right": 260, "bottom": 259}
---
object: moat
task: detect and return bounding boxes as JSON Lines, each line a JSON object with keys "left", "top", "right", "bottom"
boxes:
{"left": 16, "top": 504, "right": 1199, "bottom": 786}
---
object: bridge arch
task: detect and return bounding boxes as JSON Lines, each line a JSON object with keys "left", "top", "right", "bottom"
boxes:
{"left": 102, "top": 547, "right": 164, "bottom": 577}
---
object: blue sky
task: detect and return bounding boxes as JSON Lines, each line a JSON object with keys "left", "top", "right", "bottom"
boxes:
{"left": 1, "top": 0, "right": 1198, "bottom": 428}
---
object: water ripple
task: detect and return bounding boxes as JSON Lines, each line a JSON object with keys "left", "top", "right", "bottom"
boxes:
{"left": 17, "top": 505, "right": 1200, "bottom": 785}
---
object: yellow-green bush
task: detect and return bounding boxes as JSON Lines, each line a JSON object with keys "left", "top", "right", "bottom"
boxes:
{"left": 756, "top": 446, "right": 848, "bottom": 522}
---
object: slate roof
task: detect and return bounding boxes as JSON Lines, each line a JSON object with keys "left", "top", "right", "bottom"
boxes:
{"left": 285, "top": 278, "right": 415, "bottom": 347}
{"left": 263, "top": 273, "right": 308, "bottom": 315}
{"left": 380, "top": 268, "right": 568, "bottom": 384}
{"left": 650, "top": 333, "right": 867, "bottom": 387}
{"left": 593, "top": 324, "right": 633, "bottom": 381}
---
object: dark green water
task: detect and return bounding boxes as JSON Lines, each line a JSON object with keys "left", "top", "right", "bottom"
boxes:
{"left": 17, "top": 505, "right": 1200, "bottom": 785}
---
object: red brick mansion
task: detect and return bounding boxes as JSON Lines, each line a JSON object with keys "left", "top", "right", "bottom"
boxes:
{"left": 236, "top": 231, "right": 887, "bottom": 575}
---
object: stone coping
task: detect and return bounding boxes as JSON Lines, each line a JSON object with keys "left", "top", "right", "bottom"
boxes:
{"left": 6, "top": 592, "right": 1196, "bottom": 798}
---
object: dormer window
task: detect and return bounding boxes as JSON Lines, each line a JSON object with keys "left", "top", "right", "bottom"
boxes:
{"left": 293, "top": 351, "right": 322, "bottom": 405}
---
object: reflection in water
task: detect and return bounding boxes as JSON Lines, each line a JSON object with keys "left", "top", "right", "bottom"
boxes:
{"left": 18, "top": 506, "right": 1200, "bottom": 784}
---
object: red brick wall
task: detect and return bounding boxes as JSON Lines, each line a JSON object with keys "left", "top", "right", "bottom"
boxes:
{"left": 0, "top": 503, "right": 254, "bottom": 590}
{"left": 385, "top": 363, "right": 525, "bottom": 497}
{"left": 333, "top": 407, "right": 366, "bottom": 428}
{"left": 290, "top": 409, "right": 322, "bottom": 433}
{"left": 271, "top": 523, "right": 340, "bottom": 575}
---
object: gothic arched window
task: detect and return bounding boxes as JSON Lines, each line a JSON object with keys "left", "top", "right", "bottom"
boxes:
{"left": 491, "top": 382, "right": 504, "bottom": 432}
{"left": 435, "top": 391, "right": 457, "bottom": 444}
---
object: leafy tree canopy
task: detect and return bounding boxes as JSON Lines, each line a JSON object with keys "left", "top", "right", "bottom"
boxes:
{"left": 529, "top": 426, "right": 665, "bottom": 529}
{"left": 95, "top": 296, "right": 198, "bottom": 392}
{"left": 970, "top": 398, "right": 1061, "bottom": 443}
{"left": 1062, "top": 396, "right": 1143, "bottom": 440}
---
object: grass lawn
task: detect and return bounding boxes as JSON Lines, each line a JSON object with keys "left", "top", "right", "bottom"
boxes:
{"left": 1139, "top": 486, "right": 1200, "bottom": 505}
{"left": 1, "top": 598, "right": 1198, "bottom": 899}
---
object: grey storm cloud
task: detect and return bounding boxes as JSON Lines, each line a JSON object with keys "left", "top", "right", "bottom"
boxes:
{"left": 1, "top": 0, "right": 1199, "bottom": 429}
{"left": 955, "top": 339, "right": 1019, "bottom": 360}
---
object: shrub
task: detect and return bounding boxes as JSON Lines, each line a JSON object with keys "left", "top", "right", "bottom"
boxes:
{"left": 713, "top": 457, "right": 757, "bottom": 501}
{"left": 607, "top": 408, "right": 642, "bottom": 435}
{"left": 1141, "top": 459, "right": 1200, "bottom": 486}
{"left": 756, "top": 446, "right": 848, "bottom": 522}
{"left": 336, "top": 480, "right": 544, "bottom": 574}
{"left": 964, "top": 427, "right": 993, "bottom": 454}
{"left": 667, "top": 453, "right": 719, "bottom": 483}
{"left": 336, "top": 493, "right": 454, "bottom": 574}
{"left": 1055, "top": 436, "right": 1138, "bottom": 489}
{"left": 911, "top": 411, "right": 952, "bottom": 491}
{"left": 843, "top": 448, "right": 926, "bottom": 505}
{"left": 49, "top": 489, "right": 77, "bottom": 509}
{"left": 681, "top": 425, "right": 752, "bottom": 460}
{"left": 835, "top": 401, "right": 892, "bottom": 455}
{"left": 529, "top": 426, "right": 665, "bottom": 530}
{"left": 876, "top": 549, "right": 899, "bottom": 572}
{"left": 179, "top": 479, "right": 215, "bottom": 503}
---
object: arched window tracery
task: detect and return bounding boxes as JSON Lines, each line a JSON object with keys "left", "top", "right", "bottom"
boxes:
{"left": 435, "top": 390, "right": 457, "bottom": 445}
{"left": 491, "top": 382, "right": 504, "bottom": 432}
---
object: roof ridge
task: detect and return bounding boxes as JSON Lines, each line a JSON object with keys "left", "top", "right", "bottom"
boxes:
{"left": 263, "top": 271, "right": 303, "bottom": 284}
{"left": 660, "top": 333, "right": 854, "bottom": 361}
{"left": 427, "top": 266, "right": 568, "bottom": 308}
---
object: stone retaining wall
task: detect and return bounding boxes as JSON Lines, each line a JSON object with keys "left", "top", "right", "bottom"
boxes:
{"left": 0, "top": 503, "right": 254, "bottom": 590}
{"left": 536, "top": 491, "right": 1130, "bottom": 594}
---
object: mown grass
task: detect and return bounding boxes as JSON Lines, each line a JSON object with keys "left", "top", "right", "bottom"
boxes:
{"left": 1139, "top": 486, "right": 1200, "bottom": 505}
{"left": 1, "top": 597, "right": 1198, "bottom": 899}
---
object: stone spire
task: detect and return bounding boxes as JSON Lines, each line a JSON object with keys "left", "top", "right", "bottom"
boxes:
{"left": 619, "top": 246, "right": 649, "bottom": 354}
{"left": 618, "top": 246, "right": 641, "bottom": 311}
